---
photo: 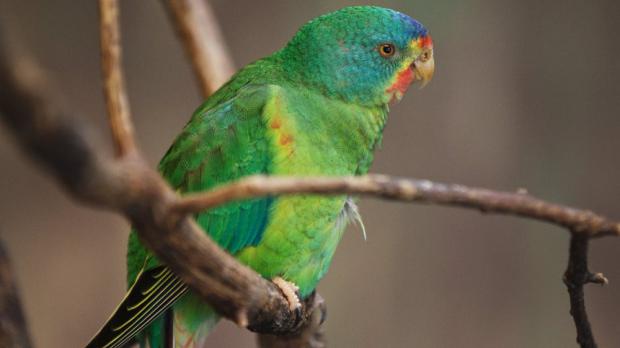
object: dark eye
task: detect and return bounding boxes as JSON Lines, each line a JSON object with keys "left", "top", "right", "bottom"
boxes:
{"left": 378, "top": 43, "right": 396, "bottom": 58}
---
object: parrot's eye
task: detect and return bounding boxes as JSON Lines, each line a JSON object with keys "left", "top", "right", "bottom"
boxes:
{"left": 378, "top": 43, "right": 396, "bottom": 58}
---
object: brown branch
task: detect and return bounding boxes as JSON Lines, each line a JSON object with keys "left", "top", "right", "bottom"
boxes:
{"left": 99, "top": 0, "right": 136, "bottom": 157}
{"left": 0, "top": 240, "right": 33, "bottom": 348}
{"left": 173, "top": 175, "right": 620, "bottom": 238}
{"left": 563, "top": 235, "right": 608, "bottom": 348}
{"left": 161, "top": 0, "right": 235, "bottom": 98}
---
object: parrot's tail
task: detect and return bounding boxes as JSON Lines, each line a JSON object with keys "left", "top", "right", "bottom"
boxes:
{"left": 168, "top": 293, "right": 220, "bottom": 348}
{"left": 140, "top": 293, "right": 219, "bottom": 348}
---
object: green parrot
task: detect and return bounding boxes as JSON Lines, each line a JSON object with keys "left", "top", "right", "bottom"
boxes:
{"left": 86, "top": 6, "right": 434, "bottom": 348}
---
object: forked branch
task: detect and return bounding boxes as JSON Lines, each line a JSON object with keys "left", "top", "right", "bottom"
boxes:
{"left": 0, "top": 33, "right": 316, "bottom": 338}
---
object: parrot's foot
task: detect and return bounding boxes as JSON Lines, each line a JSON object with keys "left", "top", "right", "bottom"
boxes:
{"left": 272, "top": 277, "right": 301, "bottom": 311}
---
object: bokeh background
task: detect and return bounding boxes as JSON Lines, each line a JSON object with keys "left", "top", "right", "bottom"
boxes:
{"left": 1, "top": 0, "right": 620, "bottom": 347}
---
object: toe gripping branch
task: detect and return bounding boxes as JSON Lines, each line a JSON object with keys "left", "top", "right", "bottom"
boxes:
{"left": 257, "top": 290, "right": 327, "bottom": 348}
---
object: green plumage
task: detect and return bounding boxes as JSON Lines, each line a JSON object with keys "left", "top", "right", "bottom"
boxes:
{"left": 87, "top": 6, "right": 431, "bottom": 348}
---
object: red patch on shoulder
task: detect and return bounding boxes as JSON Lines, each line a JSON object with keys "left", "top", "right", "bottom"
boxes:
{"left": 271, "top": 118, "right": 281, "bottom": 129}
{"left": 279, "top": 134, "right": 293, "bottom": 146}
{"left": 386, "top": 66, "right": 415, "bottom": 95}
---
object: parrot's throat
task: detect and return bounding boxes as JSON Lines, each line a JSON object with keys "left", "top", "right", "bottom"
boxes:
{"left": 385, "top": 65, "right": 415, "bottom": 102}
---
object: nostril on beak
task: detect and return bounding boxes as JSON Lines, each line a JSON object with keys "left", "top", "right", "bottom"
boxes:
{"left": 418, "top": 49, "right": 432, "bottom": 63}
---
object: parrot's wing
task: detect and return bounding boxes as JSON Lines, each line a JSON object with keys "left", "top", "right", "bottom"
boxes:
{"left": 87, "top": 84, "right": 280, "bottom": 348}
{"left": 85, "top": 265, "right": 186, "bottom": 348}
{"left": 158, "top": 83, "right": 277, "bottom": 254}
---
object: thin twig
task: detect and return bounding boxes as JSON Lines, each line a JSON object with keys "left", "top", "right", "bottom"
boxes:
{"left": 563, "top": 235, "right": 607, "bottom": 348}
{"left": 162, "top": 0, "right": 235, "bottom": 98}
{"left": 0, "top": 241, "right": 32, "bottom": 348}
{"left": 173, "top": 175, "right": 620, "bottom": 238}
{"left": 99, "top": 0, "right": 136, "bottom": 157}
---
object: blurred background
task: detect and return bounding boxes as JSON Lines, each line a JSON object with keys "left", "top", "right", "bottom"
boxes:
{"left": 1, "top": 0, "right": 619, "bottom": 347}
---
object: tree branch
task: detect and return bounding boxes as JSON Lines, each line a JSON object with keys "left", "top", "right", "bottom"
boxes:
{"left": 564, "top": 235, "right": 608, "bottom": 348}
{"left": 99, "top": 0, "right": 136, "bottom": 157}
{"left": 0, "top": 240, "right": 32, "bottom": 348}
{"left": 161, "top": 0, "right": 235, "bottom": 98}
{"left": 173, "top": 175, "right": 620, "bottom": 238}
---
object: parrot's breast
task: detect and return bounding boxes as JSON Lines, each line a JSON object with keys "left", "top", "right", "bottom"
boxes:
{"left": 236, "top": 87, "right": 386, "bottom": 296}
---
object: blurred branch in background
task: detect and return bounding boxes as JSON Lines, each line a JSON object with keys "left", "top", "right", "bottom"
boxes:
{"left": 0, "top": 0, "right": 616, "bottom": 347}
{"left": 99, "top": 0, "right": 136, "bottom": 157}
{"left": 0, "top": 241, "right": 32, "bottom": 348}
{"left": 162, "top": 0, "right": 235, "bottom": 98}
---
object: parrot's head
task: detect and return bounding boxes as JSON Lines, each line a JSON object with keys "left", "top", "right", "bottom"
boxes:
{"left": 280, "top": 6, "right": 434, "bottom": 107}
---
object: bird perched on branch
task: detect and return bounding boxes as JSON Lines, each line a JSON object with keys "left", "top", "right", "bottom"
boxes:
{"left": 87, "top": 6, "right": 433, "bottom": 348}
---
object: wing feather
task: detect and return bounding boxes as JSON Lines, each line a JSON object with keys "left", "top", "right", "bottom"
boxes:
{"left": 85, "top": 266, "right": 187, "bottom": 348}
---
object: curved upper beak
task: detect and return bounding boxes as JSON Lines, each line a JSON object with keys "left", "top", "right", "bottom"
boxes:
{"left": 412, "top": 47, "right": 434, "bottom": 88}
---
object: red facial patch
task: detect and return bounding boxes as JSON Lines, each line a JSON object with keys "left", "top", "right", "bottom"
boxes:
{"left": 385, "top": 35, "right": 433, "bottom": 101}
{"left": 386, "top": 66, "right": 415, "bottom": 96}
{"left": 419, "top": 35, "right": 433, "bottom": 49}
